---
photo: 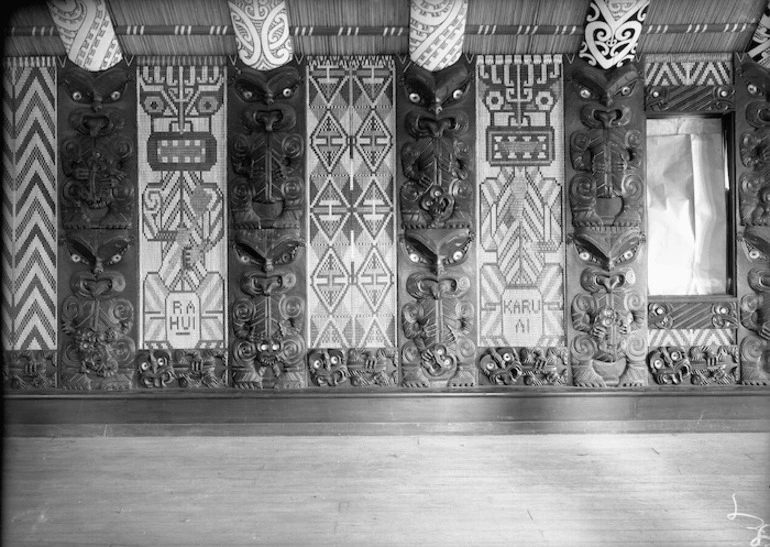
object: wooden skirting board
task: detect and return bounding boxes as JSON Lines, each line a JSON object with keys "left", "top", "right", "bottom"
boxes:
{"left": 4, "top": 389, "right": 769, "bottom": 436}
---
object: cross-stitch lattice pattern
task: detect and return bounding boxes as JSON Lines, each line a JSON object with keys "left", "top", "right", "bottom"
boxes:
{"left": 645, "top": 55, "right": 733, "bottom": 86}
{"left": 2, "top": 61, "right": 57, "bottom": 351}
{"left": 476, "top": 55, "right": 565, "bottom": 347}
{"left": 138, "top": 64, "right": 227, "bottom": 349}
{"left": 307, "top": 56, "right": 396, "bottom": 348}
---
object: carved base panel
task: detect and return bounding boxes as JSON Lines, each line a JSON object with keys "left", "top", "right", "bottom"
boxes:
{"left": 648, "top": 346, "right": 739, "bottom": 386}
{"left": 2, "top": 350, "right": 57, "bottom": 390}
{"left": 478, "top": 347, "right": 568, "bottom": 386}
{"left": 308, "top": 347, "right": 398, "bottom": 388}
{"left": 137, "top": 349, "right": 228, "bottom": 389}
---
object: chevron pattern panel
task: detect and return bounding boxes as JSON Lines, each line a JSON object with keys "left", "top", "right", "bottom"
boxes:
{"left": 2, "top": 64, "right": 13, "bottom": 351}
{"left": 307, "top": 56, "right": 397, "bottom": 349}
{"left": 649, "top": 328, "right": 736, "bottom": 347}
{"left": 476, "top": 55, "right": 565, "bottom": 347}
{"left": 138, "top": 61, "right": 227, "bottom": 349}
{"left": 644, "top": 54, "right": 733, "bottom": 86}
{"left": 2, "top": 60, "right": 57, "bottom": 352}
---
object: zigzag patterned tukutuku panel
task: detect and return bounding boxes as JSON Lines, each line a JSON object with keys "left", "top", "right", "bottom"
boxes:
{"left": 138, "top": 63, "right": 227, "bottom": 349}
{"left": 307, "top": 56, "right": 397, "bottom": 349}
{"left": 476, "top": 55, "right": 565, "bottom": 347}
{"left": 9, "top": 63, "right": 57, "bottom": 351}
{"left": 644, "top": 54, "right": 733, "bottom": 86}
{"left": 1, "top": 64, "right": 14, "bottom": 351}
{"left": 648, "top": 328, "right": 736, "bottom": 347}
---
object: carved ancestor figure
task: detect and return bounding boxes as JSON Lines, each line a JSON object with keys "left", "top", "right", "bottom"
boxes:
{"left": 738, "top": 58, "right": 770, "bottom": 226}
{"left": 59, "top": 231, "right": 135, "bottom": 390}
{"left": 737, "top": 57, "right": 770, "bottom": 385}
{"left": 228, "top": 61, "right": 307, "bottom": 390}
{"left": 738, "top": 226, "right": 770, "bottom": 384}
{"left": 230, "top": 231, "right": 306, "bottom": 389}
{"left": 230, "top": 65, "right": 304, "bottom": 230}
{"left": 397, "top": 59, "right": 477, "bottom": 388}
{"left": 58, "top": 61, "right": 137, "bottom": 390}
{"left": 567, "top": 60, "right": 647, "bottom": 387}
{"left": 60, "top": 64, "right": 134, "bottom": 229}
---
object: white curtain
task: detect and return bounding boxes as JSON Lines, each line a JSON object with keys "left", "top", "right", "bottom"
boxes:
{"left": 646, "top": 118, "right": 727, "bottom": 295}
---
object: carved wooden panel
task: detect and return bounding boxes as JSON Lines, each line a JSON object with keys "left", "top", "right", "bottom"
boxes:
{"left": 3, "top": 350, "right": 57, "bottom": 390}
{"left": 396, "top": 56, "right": 477, "bottom": 388}
{"left": 648, "top": 301, "right": 738, "bottom": 330}
{"left": 57, "top": 60, "right": 138, "bottom": 391}
{"left": 648, "top": 346, "right": 739, "bottom": 386}
{"left": 644, "top": 55, "right": 735, "bottom": 113}
{"left": 137, "top": 348, "right": 227, "bottom": 389}
{"left": 228, "top": 58, "right": 308, "bottom": 390}
{"left": 478, "top": 347, "right": 568, "bottom": 387}
{"left": 564, "top": 59, "right": 648, "bottom": 387}
{"left": 308, "top": 347, "right": 397, "bottom": 388}
{"left": 735, "top": 52, "right": 770, "bottom": 385}
{"left": 736, "top": 53, "right": 770, "bottom": 386}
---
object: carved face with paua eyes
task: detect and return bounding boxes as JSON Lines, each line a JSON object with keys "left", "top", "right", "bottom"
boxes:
{"left": 232, "top": 66, "right": 300, "bottom": 132}
{"left": 63, "top": 231, "right": 133, "bottom": 275}
{"left": 571, "top": 63, "right": 638, "bottom": 130}
{"left": 401, "top": 228, "right": 474, "bottom": 276}
{"left": 571, "top": 227, "right": 643, "bottom": 272}
{"left": 741, "top": 226, "right": 770, "bottom": 263}
{"left": 62, "top": 65, "right": 132, "bottom": 113}
{"left": 402, "top": 63, "right": 472, "bottom": 116}
{"left": 233, "top": 230, "right": 305, "bottom": 274}
{"left": 571, "top": 63, "right": 638, "bottom": 108}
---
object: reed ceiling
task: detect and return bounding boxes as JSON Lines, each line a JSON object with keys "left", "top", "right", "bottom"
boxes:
{"left": 3, "top": 0, "right": 769, "bottom": 58}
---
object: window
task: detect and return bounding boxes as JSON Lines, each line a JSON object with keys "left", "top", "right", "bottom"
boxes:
{"left": 646, "top": 117, "right": 731, "bottom": 296}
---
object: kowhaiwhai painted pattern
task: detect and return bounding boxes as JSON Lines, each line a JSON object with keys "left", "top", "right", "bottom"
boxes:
{"left": 409, "top": 0, "right": 468, "bottom": 72}
{"left": 47, "top": 0, "right": 123, "bottom": 71}
{"left": 476, "top": 55, "right": 564, "bottom": 347}
{"left": 138, "top": 63, "right": 227, "bottom": 349}
{"left": 307, "top": 56, "right": 397, "bottom": 349}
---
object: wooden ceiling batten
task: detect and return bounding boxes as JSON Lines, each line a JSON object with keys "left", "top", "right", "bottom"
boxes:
{"left": 4, "top": 0, "right": 770, "bottom": 57}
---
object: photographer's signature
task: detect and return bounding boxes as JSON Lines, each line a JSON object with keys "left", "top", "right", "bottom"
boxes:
{"left": 728, "top": 494, "right": 770, "bottom": 546}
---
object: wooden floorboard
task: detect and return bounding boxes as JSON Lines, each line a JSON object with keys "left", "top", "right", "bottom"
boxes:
{"left": 3, "top": 433, "right": 769, "bottom": 546}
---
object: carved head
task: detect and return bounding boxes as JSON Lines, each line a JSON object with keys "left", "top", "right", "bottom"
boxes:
{"left": 402, "top": 62, "right": 471, "bottom": 116}
{"left": 233, "top": 66, "right": 300, "bottom": 132}
{"left": 741, "top": 226, "right": 770, "bottom": 263}
{"left": 572, "top": 226, "right": 643, "bottom": 272}
{"left": 401, "top": 228, "right": 474, "bottom": 275}
{"left": 571, "top": 62, "right": 639, "bottom": 108}
{"left": 64, "top": 231, "right": 133, "bottom": 275}
{"left": 62, "top": 65, "right": 131, "bottom": 113}
{"left": 739, "top": 58, "right": 770, "bottom": 101}
{"left": 234, "top": 230, "right": 304, "bottom": 274}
